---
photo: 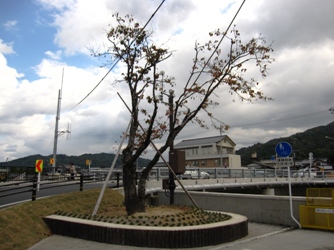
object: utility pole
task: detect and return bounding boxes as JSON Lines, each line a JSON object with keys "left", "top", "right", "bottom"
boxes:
{"left": 52, "top": 70, "right": 64, "bottom": 174}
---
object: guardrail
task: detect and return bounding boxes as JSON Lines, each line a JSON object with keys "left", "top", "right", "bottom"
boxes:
{"left": 0, "top": 166, "right": 122, "bottom": 182}
{"left": 0, "top": 173, "right": 121, "bottom": 206}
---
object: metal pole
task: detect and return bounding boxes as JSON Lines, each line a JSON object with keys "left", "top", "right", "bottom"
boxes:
{"left": 116, "top": 173, "right": 120, "bottom": 188}
{"left": 288, "top": 165, "right": 301, "bottom": 228}
{"left": 32, "top": 175, "right": 37, "bottom": 201}
{"left": 37, "top": 172, "right": 41, "bottom": 191}
{"left": 92, "top": 118, "right": 132, "bottom": 216}
{"left": 88, "top": 160, "right": 91, "bottom": 175}
{"left": 52, "top": 69, "right": 64, "bottom": 174}
{"left": 80, "top": 174, "right": 83, "bottom": 191}
{"left": 220, "top": 126, "right": 223, "bottom": 168}
{"left": 309, "top": 152, "right": 313, "bottom": 178}
{"left": 52, "top": 89, "right": 61, "bottom": 174}
{"left": 168, "top": 92, "right": 176, "bottom": 205}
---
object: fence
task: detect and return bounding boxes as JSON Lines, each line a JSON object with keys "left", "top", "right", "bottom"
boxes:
{"left": 145, "top": 167, "right": 334, "bottom": 181}
{"left": 0, "top": 165, "right": 122, "bottom": 182}
{"left": 0, "top": 171, "right": 121, "bottom": 207}
{"left": 2, "top": 165, "right": 334, "bottom": 185}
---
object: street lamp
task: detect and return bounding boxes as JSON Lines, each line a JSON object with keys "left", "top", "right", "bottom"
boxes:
{"left": 325, "top": 136, "right": 334, "bottom": 140}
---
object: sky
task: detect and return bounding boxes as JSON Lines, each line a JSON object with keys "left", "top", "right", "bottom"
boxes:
{"left": 1, "top": 0, "right": 334, "bottom": 164}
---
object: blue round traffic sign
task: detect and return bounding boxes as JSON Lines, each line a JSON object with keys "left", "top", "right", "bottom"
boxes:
{"left": 275, "top": 141, "right": 292, "bottom": 157}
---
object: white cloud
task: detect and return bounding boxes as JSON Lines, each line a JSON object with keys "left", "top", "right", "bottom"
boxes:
{"left": 0, "top": 39, "right": 15, "bottom": 54}
{"left": 45, "top": 50, "right": 62, "bottom": 60}
{"left": 1, "top": 0, "right": 334, "bottom": 162}
{"left": 3, "top": 20, "right": 17, "bottom": 31}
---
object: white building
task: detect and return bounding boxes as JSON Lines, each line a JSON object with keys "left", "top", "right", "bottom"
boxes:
{"left": 174, "top": 135, "right": 241, "bottom": 169}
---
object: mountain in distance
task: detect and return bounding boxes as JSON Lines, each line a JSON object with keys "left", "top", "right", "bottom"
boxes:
{"left": 2, "top": 122, "right": 334, "bottom": 168}
{"left": 0, "top": 152, "right": 151, "bottom": 169}
{"left": 236, "top": 121, "right": 334, "bottom": 165}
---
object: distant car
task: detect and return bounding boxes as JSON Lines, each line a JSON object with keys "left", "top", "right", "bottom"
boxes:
{"left": 180, "top": 170, "right": 210, "bottom": 179}
{"left": 293, "top": 168, "right": 317, "bottom": 178}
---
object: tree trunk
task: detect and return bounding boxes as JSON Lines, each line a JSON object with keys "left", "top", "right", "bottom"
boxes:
{"left": 137, "top": 175, "right": 147, "bottom": 211}
{"left": 123, "top": 162, "right": 140, "bottom": 215}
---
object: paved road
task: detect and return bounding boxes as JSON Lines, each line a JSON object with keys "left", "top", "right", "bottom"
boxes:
{"left": 28, "top": 222, "right": 334, "bottom": 250}
{"left": 0, "top": 181, "right": 118, "bottom": 207}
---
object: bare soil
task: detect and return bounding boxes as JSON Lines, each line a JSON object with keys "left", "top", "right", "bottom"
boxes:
{"left": 85, "top": 205, "right": 230, "bottom": 226}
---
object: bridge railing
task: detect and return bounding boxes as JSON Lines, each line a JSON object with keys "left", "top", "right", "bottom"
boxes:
{"left": 1, "top": 166, "right": 333, "bottom": 184}
{"left": 143, "top": 167, "right": 334, "bottom": 180}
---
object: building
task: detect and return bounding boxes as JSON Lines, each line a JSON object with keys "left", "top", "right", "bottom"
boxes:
{"left": 173, "top": 135, "right": 241, "bottom": 168}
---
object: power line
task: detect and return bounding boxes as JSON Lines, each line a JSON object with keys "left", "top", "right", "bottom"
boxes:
{"left": 229, "top": 109, "right": 329, "bottom": 128}
{"left": 185, "top": 0, "right": 246, "bottom": 86}
{"left": 66, "top": 0, "right": 166, "bottom": 112}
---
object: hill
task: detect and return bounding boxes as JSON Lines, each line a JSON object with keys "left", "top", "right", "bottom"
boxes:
{"left": 0, "top": 152, "right": 151, "bottom": 169}
{"left": 236, "top": 121, "right": 334, "bottom": 165}
{"left": 2, "top": 122, "right": 334, "bottom": 168}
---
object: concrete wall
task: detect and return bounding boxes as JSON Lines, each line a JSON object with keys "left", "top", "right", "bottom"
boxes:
{"left": 229, "top": 154, "right": 241, "bottom": 168}
{"left": 154, "top": 190, "right": 306, "bottom": 227}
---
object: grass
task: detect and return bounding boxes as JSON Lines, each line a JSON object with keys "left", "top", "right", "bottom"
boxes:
{"left": 0, "top": 188, "right": 231, "bottom": 250}
{"left": 0, "top": 188, "right": 124, "bottom": 250}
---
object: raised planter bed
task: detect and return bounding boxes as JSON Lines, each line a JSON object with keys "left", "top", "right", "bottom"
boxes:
{"left": 44, "top": 212, "right": 248, "bottom": 248}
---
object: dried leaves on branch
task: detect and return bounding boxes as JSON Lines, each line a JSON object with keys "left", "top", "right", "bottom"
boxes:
{"left": 93, "top": 13, "right": 274, "bottom": 215}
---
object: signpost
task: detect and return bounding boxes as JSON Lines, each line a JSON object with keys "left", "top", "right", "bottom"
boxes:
{"left": 276, "top": 157, "right": 294, "bottom": 168}
{"left": 275, "top": 141, "right": 301, "bottom": 228}
{"left": 86, "top": 159, "right": 91, "bottom": 174}
{"left": 35, "top": 160, "right": 43, "bottom": 191}
{"left": 275, "top": 141, "right": 292, "bottom": 157}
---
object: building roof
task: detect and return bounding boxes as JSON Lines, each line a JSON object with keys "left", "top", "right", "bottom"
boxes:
{"left": 174, "top": 135, "right": 236, "bottom": 148}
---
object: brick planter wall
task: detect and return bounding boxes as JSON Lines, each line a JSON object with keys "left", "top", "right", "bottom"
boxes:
{"left": 44, "top": 213, "right": 247, "bottom": 248}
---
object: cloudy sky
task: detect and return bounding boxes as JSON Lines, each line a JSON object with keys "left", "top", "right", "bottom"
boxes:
{"left": 1, "top": 0, "right": 334, "bottom": 163}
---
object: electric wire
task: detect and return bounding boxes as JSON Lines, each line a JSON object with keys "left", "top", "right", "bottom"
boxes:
{"left": 213, "top": 109, "right": 330, "bottom": 129}
{"left": 230, "top": 109, "right": 329, "bottom": 128}
{"left": 185, "top": 0, "right": 246, "bottom": 86}
{"left": 66, "top": 0, "right": 166, "bottom": 113}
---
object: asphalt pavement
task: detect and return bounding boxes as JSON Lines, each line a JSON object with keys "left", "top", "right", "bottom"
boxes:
{"left": 28, "top": 222, "right": 334, "bottom": 250}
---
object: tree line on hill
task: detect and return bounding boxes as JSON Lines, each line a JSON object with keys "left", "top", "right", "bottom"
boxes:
{"left": 1, "top": 122, "right": 334, "bottom": 168}
{"left": 0, "top": 152, "right": 151, "bottom": 169}
{"left": 236, "top": 121, "right": 334, "bottom": 165}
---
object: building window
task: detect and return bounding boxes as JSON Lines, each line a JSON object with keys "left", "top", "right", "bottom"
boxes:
{"left": 226, "top": 148, "right": 234, "bottom": 154}
{"left": 193, "top": 161, "right": 199, "bottom": 166}
{"left": 201, "top": 160, "right": 207, "bottom": 166}
{"left": 202, "top": 146, "right": 211, "bottom": 155}
{"left": 192, "top": 148, "right": 198, "bottom": 155}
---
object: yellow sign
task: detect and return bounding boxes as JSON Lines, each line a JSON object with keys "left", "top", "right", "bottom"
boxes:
{"left": 86, "top": 160, "right": 90, "bottom": 165}
{"left": 35, "top": 160, "right": 43, "bottom": 173}
{"left": 50, "top": 158, "right": 54, "bottom": 165}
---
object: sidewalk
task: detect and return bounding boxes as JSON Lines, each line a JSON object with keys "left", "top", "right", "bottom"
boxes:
{"left": 28, "top": 222, "right": 334, "bottom": 250}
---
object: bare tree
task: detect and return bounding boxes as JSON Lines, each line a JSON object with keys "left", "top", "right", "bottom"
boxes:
{"left": 94, "top": 13, "right": 274, "bottom": 215}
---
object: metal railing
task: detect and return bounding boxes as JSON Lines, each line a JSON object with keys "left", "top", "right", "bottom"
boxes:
{"left": 0, "top": 166, "right": 121, "bottom": 182}
{"left": 143, "top": 167, "right": 334, "bottom": 180}
{"left": 0, "top": 172, "right": 121, "bottom": 206}
{"left": 84, "top": 167, "right": 334, "bottom": 181}
{"left": 1, "top": 165, "right": 333, "bottom": 183}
